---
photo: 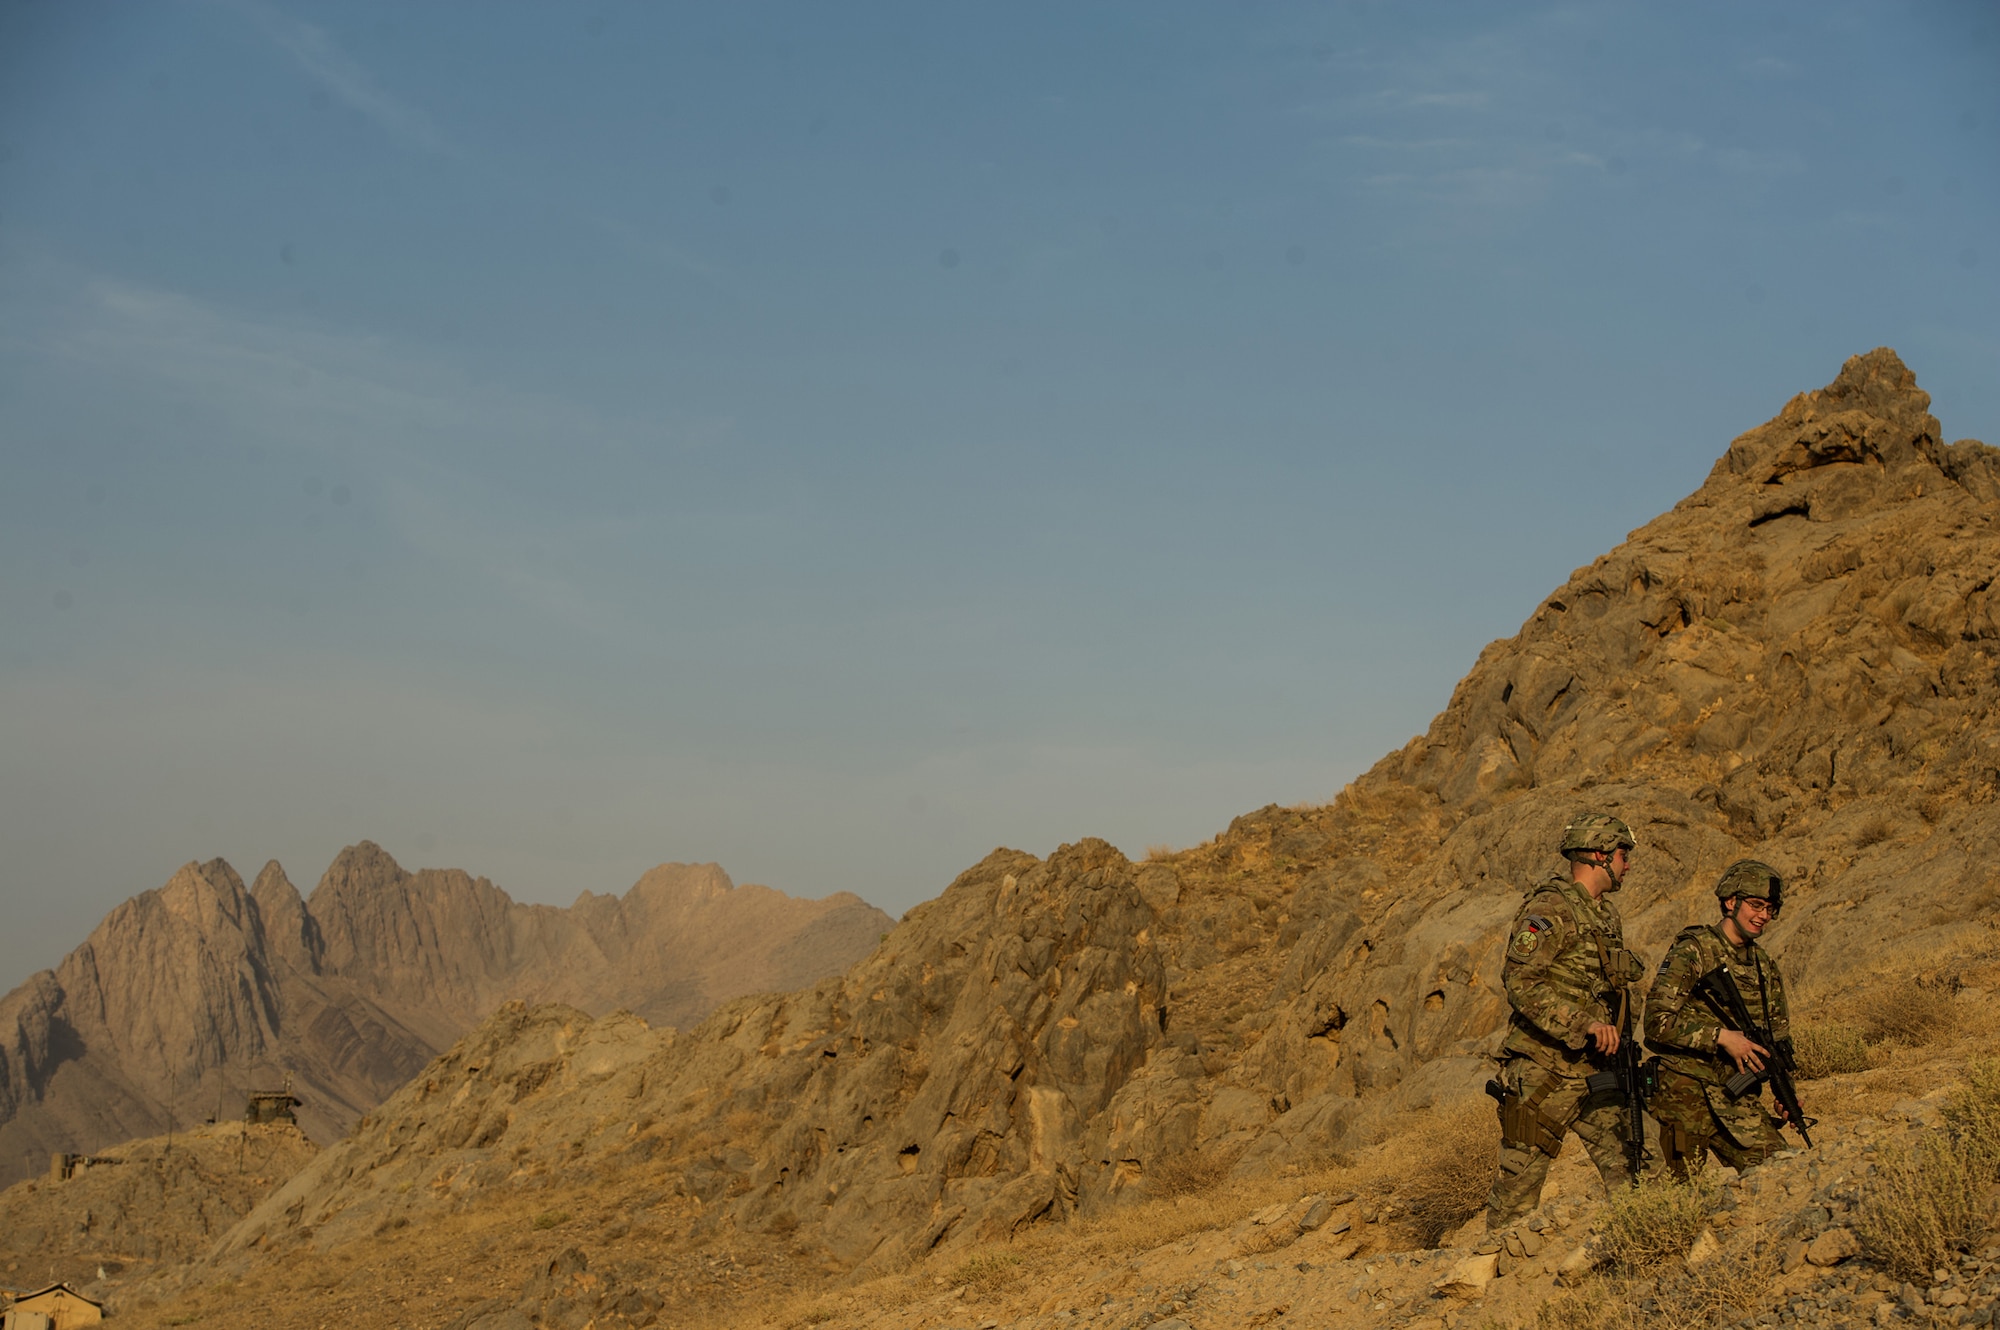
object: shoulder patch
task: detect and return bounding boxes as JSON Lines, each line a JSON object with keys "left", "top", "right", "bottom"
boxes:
{"left": 1508, "top": 914, "right": 1556, "bottom": 959}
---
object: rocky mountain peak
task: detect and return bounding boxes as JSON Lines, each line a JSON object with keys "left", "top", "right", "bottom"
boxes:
{"left": 153, "top": 857, "right": 256, "bottom": 934}
{"left": 620, "top": 861, "right": 738, "bottom": 911}
{"left": 306, "top": 839, "right": 410, "bottom": 904}
{"left": 1712, "top": 347, "right": 1996, "bottom": 510}
{"left": 249, "top": 859, "right": 319, "bottom": 972}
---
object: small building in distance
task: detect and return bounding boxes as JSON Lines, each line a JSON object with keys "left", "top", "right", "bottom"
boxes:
{"left": 2, "top": 1282, "right": 104, "bottom": 1329}
{"left": 46, "top": 1154, "right": 119, "bottom": 1183}
{"left": 245, "top": 1071, "right": 303, "bottom": 1127}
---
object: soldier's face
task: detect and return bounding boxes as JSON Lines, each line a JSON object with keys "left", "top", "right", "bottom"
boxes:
{"left": 1728, "top": 896, "right": 1774, "bottom": 937}
{"left": 1605, "top": 846, "right": 1631, "bottom": 885}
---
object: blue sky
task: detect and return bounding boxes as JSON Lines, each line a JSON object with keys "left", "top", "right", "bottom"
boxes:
{"left": 1, "top": 1, "right": 1995, "bottom": 992}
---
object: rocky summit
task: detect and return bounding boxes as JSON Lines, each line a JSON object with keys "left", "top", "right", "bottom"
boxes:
{"left": 0, "top": 846, "right": 892, "bottom": 1187}
{"left": 62, "top": 351, "right": 2000, "bottom": 1329}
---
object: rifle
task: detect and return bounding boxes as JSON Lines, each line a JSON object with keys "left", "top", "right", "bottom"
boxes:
{"left": 1615, "top": 998, "right": 1648, "bottom": 1178}
{"left": 1692, "top": 964, "right": 1814, "bottom": 1148}
{"left": 1584, "top": 990, "right": 1649, "bottom": 1179}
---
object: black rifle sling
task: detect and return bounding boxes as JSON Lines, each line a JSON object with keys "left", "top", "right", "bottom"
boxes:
{"left": 1752, "top": 946, "right": 1772, "bottom": 1037}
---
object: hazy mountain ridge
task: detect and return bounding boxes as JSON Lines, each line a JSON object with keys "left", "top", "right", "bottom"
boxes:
{"left": 180, "top": 351, "right": 2000, "bottom": 1319}
{"left": 0, "top": 845, "right": 892, "bottom": 1186}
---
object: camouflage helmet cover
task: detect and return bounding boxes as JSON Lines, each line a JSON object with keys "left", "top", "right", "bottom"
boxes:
{"left": 1559, "top": 813, "right": 1635, "bottom": 857}
{"left": 1714, "top": 858, "right": 1784, "bottom": 914}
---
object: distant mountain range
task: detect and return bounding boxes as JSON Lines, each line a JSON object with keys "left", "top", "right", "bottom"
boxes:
{"left": 0, "top": 842, "right": 892, "bottom": 1185}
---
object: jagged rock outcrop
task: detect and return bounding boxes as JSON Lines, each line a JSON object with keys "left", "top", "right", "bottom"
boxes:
{"left": 0, "top": 847, "right": 892, "bottom": 1186}
{"left": 219, "top": 840, "right": 1169, "bottom": 1273}
{"left": 149, "top": 352, "right": 2000, "bottom": 1306}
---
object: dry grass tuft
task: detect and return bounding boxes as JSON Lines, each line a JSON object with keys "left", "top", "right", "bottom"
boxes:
{"left": 1538, "top": 1227, "right": 1779, "bottom": 1330}
{"left": 1147, "top": 1144, "right": 1241, "bottom": 1198}
{"left": 1589, "top": 1173, "right": 1716, "bottom": 1272}
{"left": 1792, "top": 1021, "right": 1872, "bottom": 1079}
{"left": 947, "top": 1248, "right": 1023, "bottom": 1293}
{"left": 1391, "top": 1100, "right": 1498, "bottom": 1246}
{"left": 1856, "top": 1059, "right": 2000, "bottom": 1279}
{"left": 1858, "top": 977, "right": 1958, "bottom": 1048}
{"left": 1853, "top": 813, "right": 1898, "bottom": 848}
{"left": 1537, "top": 1278, "right": 1630, "bottom": 1330}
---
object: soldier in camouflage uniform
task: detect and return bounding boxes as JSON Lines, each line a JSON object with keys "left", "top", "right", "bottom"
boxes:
{"left": 1484, "top": 814, "right": 1649, "bottom": 1229}
{"left": 1643, "top": 859, "right": 1795, "bottom": 1177}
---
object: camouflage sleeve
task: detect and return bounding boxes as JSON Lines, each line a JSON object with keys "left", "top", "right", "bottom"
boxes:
{"left": 1502, "top": 896, "right": 1604, "bottom": 1049}
{"left": 1643, "top": 936, "right": 1721, "bottom": 1055}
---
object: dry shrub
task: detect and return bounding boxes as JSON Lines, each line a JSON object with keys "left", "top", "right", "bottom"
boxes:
{"left": 1942, "top": 1060, "right": 2000, "bottom": 1170}
{"left": 1853, "top": 813, "right": 1898, "bottom": 848}
{"left": 1538, "top": 1240, "right": 1779, "bottom": 1330}
{"left": 1791, "top": 1022, "right": 1872, "bottom": 1079}
{"left": 1854, "top": 1135, "right": 1989, "bottom": 1280}
{"left": 1859, "top": 977, "right": 1958, "bottom": 1048}
{"left": 947, "top": 1249, "right": 1022, "bottom": 1293}
{"left": 1147, "top": 1145, "right": 1239, "bottom": 1198}
{"left": 1392, "top": 1100, "right": 1498, "bottom": 1246}
{"left": 1590, "top": 1174, "right": 1716, "bottom": 1272}
{"left": 1856, "top": 1062, "right": 2000, "bottom": 1279}
{"left": 1536, "top": 1278, "right": 1630, "bottom": 1330}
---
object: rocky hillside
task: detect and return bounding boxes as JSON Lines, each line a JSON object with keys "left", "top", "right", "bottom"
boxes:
{"left": 0, "top": 1120, "right": 317, "bottom": 1296}
{"left": 108, "top": 350, "right": 2000, "bottom": 1326}
{"left": 0, "top": 845, "right": 891, "bottom": 1186}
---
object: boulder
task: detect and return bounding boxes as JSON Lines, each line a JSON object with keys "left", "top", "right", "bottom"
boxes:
{"left": 1806, "top": 1227, "right": 1862, "bottom": 1266}
{"left": 1433, "top": 1252, "right": 1499, "bottom": 1299}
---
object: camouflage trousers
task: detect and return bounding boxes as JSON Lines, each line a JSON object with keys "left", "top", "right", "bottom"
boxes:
{"left": 1649, "top": 1067, "right": 1784, "bottom": 1178}
{"left": 1485, "top": 1056, "right": 1633, "bottom": 1229}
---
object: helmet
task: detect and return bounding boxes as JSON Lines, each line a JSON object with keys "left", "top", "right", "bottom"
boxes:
{"left": 1560, "top": 813, "right": 1635, "bottom": 858}
{"left": 1714, "top": 859, "right": 1784, "bottom": 915}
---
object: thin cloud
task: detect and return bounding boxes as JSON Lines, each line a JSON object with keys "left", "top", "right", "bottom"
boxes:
{"left": 1292, "top": 88, "right": 1493, "bottom": 120}
{"left": 1399, "top": 90, "right": 1492, "bottom": 110}
{"left": 1714, "top": 146, "right": 1807, "bottom": 176}
{"left": 1340, "top": 135, "right": 1479, "bottom": 151}
{"left": 16, "top": 257, "right": 665, "bottom": 645}
{"left": 584, "top": 214, "right": 725, "bottom": 284}
{"left": 219, "top": 0, "right": 455, "bottom": 156}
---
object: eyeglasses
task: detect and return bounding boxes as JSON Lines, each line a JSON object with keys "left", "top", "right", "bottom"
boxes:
{"left": 1735, "top": 897, "right": 1775, "bottom": 915}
